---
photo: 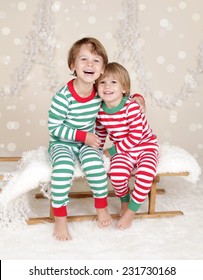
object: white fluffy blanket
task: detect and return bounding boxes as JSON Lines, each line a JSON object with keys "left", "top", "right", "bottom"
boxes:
{"left": 0, "top": 143, "right": 201, "bottom": 228}
{"left": 0, "top": 143, "right": 201, "bottom": 205}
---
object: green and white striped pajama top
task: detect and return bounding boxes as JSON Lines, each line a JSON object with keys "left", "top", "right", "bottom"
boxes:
{"left": 48, "top": 79, "right": 108, "bottom": 217}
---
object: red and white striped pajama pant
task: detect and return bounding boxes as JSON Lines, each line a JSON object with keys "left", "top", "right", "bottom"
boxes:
{"left": 108, "top": 148, "right": 159, "bottom": 211}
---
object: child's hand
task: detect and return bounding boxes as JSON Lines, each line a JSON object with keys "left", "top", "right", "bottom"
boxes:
{"left": 85, "top": 132, "right": 101, "bottom": 149}
{"left": 104, "top": 149, "right": 111, "bottom": 158}
{"left": 131, "top": 95, "right": 146, "bottom": 113}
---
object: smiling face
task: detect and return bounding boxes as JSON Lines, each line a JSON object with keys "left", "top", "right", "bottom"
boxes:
{"left": 97, "top": 75, "right": 126, "bottom": 108}
{"left": 97, "top": 62, "right": 131, "bottom": 108}
{"left": 70, "top": 44, "right": 105, "bottom": 84}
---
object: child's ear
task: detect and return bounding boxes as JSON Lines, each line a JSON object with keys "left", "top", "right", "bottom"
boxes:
{"left": 70, "top": 64, "right": 75, "bottom": 71}
{"left": 70, "top": 64, "right": 77, "bottom": 76}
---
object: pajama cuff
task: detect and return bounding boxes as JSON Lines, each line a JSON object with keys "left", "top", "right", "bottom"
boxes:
{"left": 120, "top": 193, "right": 130, "bottom": 203}
{"left": 108, "top": 145, "right": 117, "bottom": 157}
{"left": 132, "top": 93, "right": 145, "bottom": 101}
{"left": 94, "top": 197, "right": 108, "bottom": 208}
{"left": 128, "top": 200, "right": 141, "bottom": 212}
{"left": 75, "top": 130, "right": 87, "bottom": 143}
{"left": 53, "top": 206, "right": 67, "bottom": 217}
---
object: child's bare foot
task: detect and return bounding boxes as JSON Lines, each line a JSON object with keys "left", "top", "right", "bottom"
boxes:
{"left": 120, "top": 202, "right": 129, "bottom": 216}
{"left": 117, "top": 208, "right": 135, "bottom": 230}
{"left": 96, "top": 208, "right": 112, "bottom": 228}
{"left": 53, "top": 216, "right": 72, "bottom": 241}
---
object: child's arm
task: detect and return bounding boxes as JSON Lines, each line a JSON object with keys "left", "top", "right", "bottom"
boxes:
{"left": 48, "top": 92, "right": 100, "bottom": 147}
{"left": 107, "top": 102, "right": 143, "bottom": 157}
{"left": 95, "top": 117, "right": 108, "bottom": 149}
{"left": 130, "top": 93, "right": 146, "bottom": 113}
{"left": 48, "top": 93, "right": 77, "bottom": 141}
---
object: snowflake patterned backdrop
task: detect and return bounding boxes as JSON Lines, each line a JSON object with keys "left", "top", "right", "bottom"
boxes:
{"left": 0, "top": 0, "right": 202, "bottom": 159}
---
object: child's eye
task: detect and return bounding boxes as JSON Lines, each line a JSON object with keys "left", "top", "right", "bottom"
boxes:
{"left": 94, "top": 58, "right": 100, "bottom": 63}
{"left": 99, "top": 80, "right": 105, "bottom": 84}
{"left": 112, "top": 80, "right": 117, "bottom": 84}
{"left": 80, "top": 56, "right": 87, "bottom": 61}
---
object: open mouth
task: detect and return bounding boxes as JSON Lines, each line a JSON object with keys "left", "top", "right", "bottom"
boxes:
{"left": 84, "top": 70, "right": 94, "bottom": 75}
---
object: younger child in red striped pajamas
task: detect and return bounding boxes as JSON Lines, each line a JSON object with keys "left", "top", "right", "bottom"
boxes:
{"left": 95, "top": 62, "right": 159, "bottom": 230}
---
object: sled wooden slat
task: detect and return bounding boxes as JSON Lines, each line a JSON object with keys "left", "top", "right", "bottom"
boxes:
{"left": 0, "top": 157, "right": 21, "bottom": 162}
{"left": 34, "top": 189, "right": 166, "bottom": 199}
{"left": 27, "top": 211, "right": 184, "bottom": 225}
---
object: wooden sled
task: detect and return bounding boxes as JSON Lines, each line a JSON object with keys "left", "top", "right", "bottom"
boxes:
{"left": 0, "top": 156, "right": 189, "bottom": 224}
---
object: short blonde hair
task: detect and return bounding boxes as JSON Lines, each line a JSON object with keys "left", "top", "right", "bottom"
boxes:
{"left": 96, "top": 62, "right": 131, "bottom": 95}
{"left": 67, "top": 37, "right": 108, "bottom": 74}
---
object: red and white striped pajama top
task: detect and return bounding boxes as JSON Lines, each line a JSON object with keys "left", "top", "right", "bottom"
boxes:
{"left": 95, "top": 97, "right": 159, "bottom": 212}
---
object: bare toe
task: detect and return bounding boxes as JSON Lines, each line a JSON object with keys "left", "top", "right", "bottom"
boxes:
{"left": 53, "top": 216, "right": 72, "bottom": 241}
{"left": 116, "top": 209, "right": 135, "bottom": 230}
{"left": 97, "top": 208, "right": 112, "bottom": 228}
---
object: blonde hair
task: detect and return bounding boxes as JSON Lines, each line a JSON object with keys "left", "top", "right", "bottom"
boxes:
{"left": 67, "top": 37, "right": 108, "bottom": 75}
{"left": 96, "top": 62, "right": 131, "bottom": 96}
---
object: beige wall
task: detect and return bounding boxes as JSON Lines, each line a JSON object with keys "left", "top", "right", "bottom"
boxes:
{"left": 0, "top": 0, "right": 203, "bottom": 161}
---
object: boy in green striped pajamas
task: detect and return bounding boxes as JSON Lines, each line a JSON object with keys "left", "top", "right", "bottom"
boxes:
{"left": 48, "top": 37, "right": 112, "bottom": 240}
{"left": 48, "top": 37, "right": 145, "bottom": 241}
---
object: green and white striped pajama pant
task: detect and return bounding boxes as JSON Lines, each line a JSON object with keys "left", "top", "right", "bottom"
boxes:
{"left": 49, "top": 143, "right": 108, "bottom": 216}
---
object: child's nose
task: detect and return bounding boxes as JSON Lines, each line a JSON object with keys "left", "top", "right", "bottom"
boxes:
{"left": 104, "top": 83, "right": 111, "bottom": 88}
{"left": 87, "top": 60, "right": 93, "bottom": 66}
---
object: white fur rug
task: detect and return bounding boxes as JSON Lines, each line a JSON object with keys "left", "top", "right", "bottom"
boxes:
{"left": 0, "top": 173, "right": 203, "bottom": 260}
